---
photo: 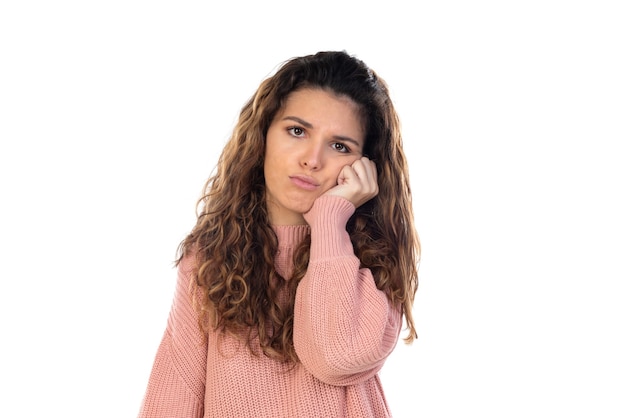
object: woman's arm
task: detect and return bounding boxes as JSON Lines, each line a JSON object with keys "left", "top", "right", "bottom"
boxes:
{"left": 294, "top": 195, "right": 402, "bottom": 386}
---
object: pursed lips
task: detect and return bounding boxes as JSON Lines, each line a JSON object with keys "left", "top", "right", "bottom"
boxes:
{"left": 289, "top": 175, "right": 320, "bottom": 191}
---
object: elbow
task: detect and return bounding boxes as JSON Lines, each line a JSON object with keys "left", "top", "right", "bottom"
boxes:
{"left": 296, "top": 343, "right": 385, "bottom": 386}
{"left": 294, "top": 309, "right": 401, "bottom": 386}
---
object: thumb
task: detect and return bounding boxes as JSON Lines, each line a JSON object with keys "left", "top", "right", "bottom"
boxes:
{"left": 336, "top": 164, "right": 355, "bottom": 186}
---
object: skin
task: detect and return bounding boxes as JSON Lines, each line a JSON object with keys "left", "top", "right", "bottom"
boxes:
{"left": 264, "top": 88, "right": 379, "bottom": 225}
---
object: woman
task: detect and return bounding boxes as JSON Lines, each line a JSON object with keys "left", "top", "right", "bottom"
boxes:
{"left": 138, "top": 50, "right": 420, "bottom": 417}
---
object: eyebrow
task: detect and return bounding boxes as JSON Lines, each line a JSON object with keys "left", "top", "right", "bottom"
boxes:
{"left": 282, "top": 116, "right": 363, "bottom": 150}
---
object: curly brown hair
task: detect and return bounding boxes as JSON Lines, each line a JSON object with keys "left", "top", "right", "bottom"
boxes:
{"left": 177, "top": 51, "right": 420, "bottom": 363}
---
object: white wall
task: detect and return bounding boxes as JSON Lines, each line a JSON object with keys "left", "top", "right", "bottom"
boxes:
{"left": 1, "top": 1, "right": 624, "bottom": 417}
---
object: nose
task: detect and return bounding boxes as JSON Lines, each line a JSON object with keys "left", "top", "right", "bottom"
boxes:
{"left": 300, "top": 141, "right": 323, "bottom": 170}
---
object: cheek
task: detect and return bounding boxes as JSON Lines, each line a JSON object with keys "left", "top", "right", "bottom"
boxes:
{"left": 331, "top": 156, "right": 360, "bottom": 174}
{"left": 263, "top": 147, "right": 280, "bottom": 175}
{"left": 321, "top": 159, "right": 356, "bottom": 190}
{"left": 264, "top": 155, "right": 287, "bottom": 193}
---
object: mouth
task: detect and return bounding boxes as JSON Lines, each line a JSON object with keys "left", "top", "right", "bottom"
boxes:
{"left": 289, "top": 175, "right": 320, "bottom": 191}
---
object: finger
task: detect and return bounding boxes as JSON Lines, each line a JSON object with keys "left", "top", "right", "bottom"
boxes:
{"left": 349, "top": 160, "right": 365, "bottom": 181}
{"left": 351, "top": 158, "right": 377, "bottom": 190}
{"left": 363, "top": 158, "right": 378, "bottom": 185}
{"left": 350, "top": 158, "right": 370, "bottom": 182}
{"left": 336, "top": 164, "right": 355, "bottom": 186}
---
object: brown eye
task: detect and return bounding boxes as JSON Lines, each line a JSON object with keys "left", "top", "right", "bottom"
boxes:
{"left": 288, "top": 126, "right": 305, "bottom": 137}
{"left": 332, "top": 143, "right": 350, "bottom": 153}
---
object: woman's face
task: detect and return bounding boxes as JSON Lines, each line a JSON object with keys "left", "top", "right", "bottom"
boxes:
{"left": 264, "top": 88, "right": 365, "bottom": 225}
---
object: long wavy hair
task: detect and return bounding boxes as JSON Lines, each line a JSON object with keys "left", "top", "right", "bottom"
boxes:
{"left": 177, "top": 50, "right": 420, "bottom": 363}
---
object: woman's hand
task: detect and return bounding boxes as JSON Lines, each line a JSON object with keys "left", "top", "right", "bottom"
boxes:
{"left": 322, "top": 157, "right": 379, "bottom": 208}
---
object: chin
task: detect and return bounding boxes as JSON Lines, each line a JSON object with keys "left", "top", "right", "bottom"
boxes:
{"left": 292, "top": 203, "right": 314, "bottom": 216}
{"left": 288, "top": 198, "right": 316, "bottom": 215}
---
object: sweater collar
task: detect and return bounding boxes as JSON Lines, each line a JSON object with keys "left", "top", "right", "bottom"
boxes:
{"left": 271, "top": 225, "right": 310, "bottom": 279}
{"left": 272, "top": 224, "right": 310, "bottom": 248}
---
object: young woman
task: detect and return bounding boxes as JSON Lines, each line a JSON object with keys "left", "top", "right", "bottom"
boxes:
{"left": 138, "top": 50, "right": 420, "bottom": 418}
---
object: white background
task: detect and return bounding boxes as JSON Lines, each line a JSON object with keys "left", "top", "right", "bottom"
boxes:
{"left": 1, "top": 1, "right": 625, "bottom": 417}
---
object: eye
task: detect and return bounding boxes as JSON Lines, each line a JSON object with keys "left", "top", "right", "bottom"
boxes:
{"left": 287, "top": 126, "right": 306, "bottom": 137}
{"left": 331, "top": 142, "right": 351, "bottom": 153}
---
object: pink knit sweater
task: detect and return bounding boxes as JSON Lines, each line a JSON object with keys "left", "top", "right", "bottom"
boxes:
{"left": 138, "top": 196, "right": 402, "bottom": 417}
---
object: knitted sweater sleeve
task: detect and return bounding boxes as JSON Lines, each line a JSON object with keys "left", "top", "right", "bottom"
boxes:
{"left": 294, "top": 195, "right": 402, "bottom": 386}
{"left": 138, "top": 254, "right": 206, "bottom": 418}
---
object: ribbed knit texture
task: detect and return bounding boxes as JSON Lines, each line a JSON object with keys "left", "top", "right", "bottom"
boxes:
{"left": 138, "top": 195, "right": 402, "bottom": 418}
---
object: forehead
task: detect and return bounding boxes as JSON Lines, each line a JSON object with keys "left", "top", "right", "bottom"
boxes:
{"left": 278, "top": 88, "right": 365, "bottom": 134}
{"left": 282, "top": 87, "right": 362, "bottom": 112}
